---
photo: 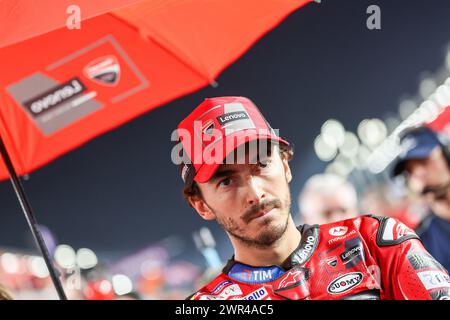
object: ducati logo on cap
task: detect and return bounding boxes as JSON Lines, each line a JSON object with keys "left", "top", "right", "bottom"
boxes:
{"left": 83, "top": 55, "right": 121, "bottom": 86}
{"left": 202, "top": 119, "right": 215, "bottom": 135}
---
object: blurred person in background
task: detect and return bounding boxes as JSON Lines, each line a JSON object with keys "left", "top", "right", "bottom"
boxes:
{"left": 298, "top": 173, "right": 359, "bottom": 225}
{"left": 175, "top": 96, "right": 450, "bottom": 300}
{"left": 360, "top": 183, "right": 422, "bottom": 229}
{"left": 392, "top": 126, "right": 450, "bottom": 271}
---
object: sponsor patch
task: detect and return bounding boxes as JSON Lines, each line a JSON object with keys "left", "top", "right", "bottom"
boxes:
{"left": 327, "top": 272, "right": 363, "bottom": 294}
{"left": 83, "top": 55, "right": 120, "bottom": 86}
{"left": 327, "top": 258, "right": 338, "bottom": 267}
{"left": 340, "top": 246, "right": 362, "bottom": 263}
{"left": 276, "top": 269, "right": 305, "bottom": 290}
{"left": 22, "top": 77, "right": 87, "bottom": 117}
{"left": 194, "top": 102, "right": 256, "bottom": 141}
{"left": 7, "top": 74, "right": 101, "bottom": 136}
{"left": 242, "top": 287, "right": 269, "bottom": 300}
{"left": 217, "top": 111, "right": 250, "bottom": 126}
{"left": 198, "top": 284, "right": 243, "bottom": 300}
{"left": 340, "top": 237, "right": 365, "bottom": 268}
{"left": 328, "top": 230, "right": 357, "bottom": 245}
{"left": 5, "top": 36, "right": 148, "bottom": 136}
{"left": 228, "top": 264, "right": 284, "bottom": 284}
{"left": 296, "top": 235, "right": 316, "bottom": 262}
{"left": 329, "top": 226, "right": 348, "bottom": 237}
{"left": 210, "top": 280, "right": 233, "bottom": 295}
{"left": 407, "top": 252, "right": 445, "bottom": 271}
{"left": 417, "top": 271, "right": 450, "bottom": 290}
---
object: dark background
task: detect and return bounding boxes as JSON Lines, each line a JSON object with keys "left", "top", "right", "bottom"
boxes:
{"left": 1, "top": 0, "right": 449, "bottom": 264}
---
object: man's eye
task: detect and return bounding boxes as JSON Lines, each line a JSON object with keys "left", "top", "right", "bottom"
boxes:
{"left": 218, "top": 177, "right": 232, "bottom": 187}
{"left": 258, "top": 158, "right": 272, "bottom": 168}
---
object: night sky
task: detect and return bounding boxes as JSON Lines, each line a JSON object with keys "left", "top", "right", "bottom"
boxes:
{"left": 1, "top": 0, "right": 449, "bottom": 264}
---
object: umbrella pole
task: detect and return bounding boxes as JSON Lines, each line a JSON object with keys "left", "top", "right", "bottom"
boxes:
{"left": 0, "top": 135, "right": 67, "bottom": 300}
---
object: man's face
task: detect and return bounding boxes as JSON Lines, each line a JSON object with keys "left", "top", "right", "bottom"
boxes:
{"left": 405, "top": 147, "right": 450, "bottom": 201}
{"left": 190, "top": 143, "right": 292, "bottom": 248}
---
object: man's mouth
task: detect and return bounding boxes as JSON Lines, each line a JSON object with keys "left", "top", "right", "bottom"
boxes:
{"left": 247, "top": 205, "right": 276, "bottom": 221}
{"left": 242, "top": 199, "right": 283, "bottom": 223}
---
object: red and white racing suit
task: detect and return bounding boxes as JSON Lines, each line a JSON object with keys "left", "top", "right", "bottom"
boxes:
{"left": 190, "top": 215, "right": 450, "bottom": 300}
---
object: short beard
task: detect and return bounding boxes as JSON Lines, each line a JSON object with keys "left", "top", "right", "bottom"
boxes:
{"left": 216, "top": 191, "right": 292, "bottom": 249}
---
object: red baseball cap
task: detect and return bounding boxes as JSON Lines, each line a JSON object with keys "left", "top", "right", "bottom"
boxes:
{"left": 176, "top": 96, "right": 290, "bottom": 186}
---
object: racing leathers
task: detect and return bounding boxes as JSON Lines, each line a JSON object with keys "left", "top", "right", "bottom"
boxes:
{"left": 190, "top": 215, "right": 450, "bottom": 300}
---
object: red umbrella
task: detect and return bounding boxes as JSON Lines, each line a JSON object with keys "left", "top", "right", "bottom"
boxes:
{"left": 0, "top": 0, "right": 313, "bottom": 299}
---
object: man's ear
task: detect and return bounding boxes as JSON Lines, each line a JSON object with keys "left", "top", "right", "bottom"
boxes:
{"left": 188, "top": 196, "right": 216, "bottom": 220}
{"left": 282, "top": 157, "right": 292, "bottom": 183}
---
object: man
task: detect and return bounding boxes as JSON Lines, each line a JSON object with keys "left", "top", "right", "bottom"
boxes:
{"left": 360, "top": 183, "right": 421, "bottom": 229}
{"left": 298, "top": 173, "right": 359, "bottom": 225}
{"left": 175, "top": 96, "right": 450, "bottom": 300}
{"left": 392, "top": 125, "right": 450, "bottom": 272}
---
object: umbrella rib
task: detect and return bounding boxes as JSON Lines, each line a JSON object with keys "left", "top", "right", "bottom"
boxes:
{"left": 111, "top": 13, "right": 215, "bottom": 85}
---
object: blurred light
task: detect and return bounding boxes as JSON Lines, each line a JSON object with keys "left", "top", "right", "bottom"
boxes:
{"left": 29, "top": 257, "right": 49, "bottom": 278}
{"left": 398, "top": 100, "right": 416, "bottom": 119}
{"left": 99, "top": 280, "right": 113, "bottom": 294}
{"left": 201, "top": 247, "right": 222, "bottom": 269}
{"left": 368, "top": 158, "right": 385, "bottom": 174}
{"left": 384, "top": 116, "right": 401, "bottom": 133}
{"left": 357, "top": 119, "right": 387, "bottom": 148}
{"left": 199, "top": 227, "right": 216, "bottom": 248}
{"left": 321, "top": 119, "right": 345, "bottom": 147}
{"left": 330, "top": 155, "right": 354, "bottom": 177}
{"left": 1, "top": 253, "right": 19, "bottom": 274}
{"left": 421, "top": 100, "right": 440, "bottom": 122}
{"left": 339, "top": 131, "right": 360, "bottom": 157}
{"left": 419, "top": 78, "right": 437, "bottom": 99}
{"left": 366, "top": 136, "right": 399, "bottom": 174}
{"left": 412, "top": 100, "right": 436, "bottom": 123}
{"left": 76, "top": 248, "right": 98, "bottom": 270}
{"left": 355, "top": 145, "right": 371, "bottom": 169}
{"left": 54, "top": 244, "right": 76, "bottom": 269}
{"left": 140, "top": 260, "right": 163, "bottom": 279}
{"left": 112, "top": 274, "right": 133, "bottom": 296}
{"left": 325, "top": 163, "right": 336, "bottom": 174}
{"left": 434, "top": 85, "right": 450, "bottom": 107}
{"left": 314, "top": 134, "right": 337, "bottom": 161}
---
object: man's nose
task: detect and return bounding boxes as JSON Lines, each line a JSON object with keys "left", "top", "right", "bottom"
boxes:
{"left": 245, "top": 176, "right": 266, "bottom": 206}
{"left": 410, "top": 163, "right": 426, "bottom": 178}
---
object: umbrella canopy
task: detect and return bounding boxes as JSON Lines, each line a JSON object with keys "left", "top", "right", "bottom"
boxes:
{"left": 0, "top": 0, "right": 313, "bottom": 299}
{"left": 0, "top": 0, "right": 311, "bottom": 180}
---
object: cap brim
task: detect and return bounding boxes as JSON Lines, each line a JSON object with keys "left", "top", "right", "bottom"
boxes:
{"left": 193, "top": 132, "right": 289, "bottom": 183}
{"left": 392, "top": 145, "right": 435, "bottom": 177}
